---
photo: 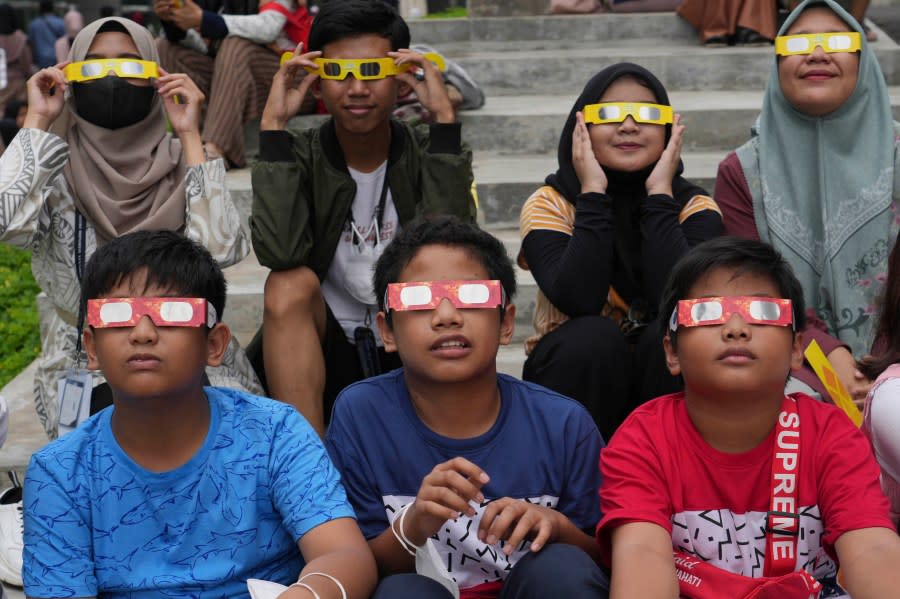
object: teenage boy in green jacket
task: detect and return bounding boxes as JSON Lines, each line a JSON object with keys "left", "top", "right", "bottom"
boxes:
{"left": 250, "top": 0, "right": 474, "bottom": 435}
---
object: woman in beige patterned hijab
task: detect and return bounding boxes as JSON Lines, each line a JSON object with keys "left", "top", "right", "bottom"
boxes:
{"left": 32, "top": 16, "right": 204, "bottom": 242}
{"left": 0, "top": 16, "right": 259, "bottom": 439}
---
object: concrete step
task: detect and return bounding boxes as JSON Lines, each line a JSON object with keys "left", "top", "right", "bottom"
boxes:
{"left": 474, "top": 151, "right": 723, "bottom": 225}
{"left": 457, "top": 86, "right": 900, "bottom": 153}
{"left": 447, "top": 33, "right": 900, "bottom": 95}
{"left": 228, "top": 149, "right": 724, "bottom": 229}
{"left": 407, "top": 12, "right": 697, "bottom": 45}
{"left": 246, "top": 85, "right": 900, "bottom": 163}
{"left": 0, "top": 361, "right": 42, "bottom": 473}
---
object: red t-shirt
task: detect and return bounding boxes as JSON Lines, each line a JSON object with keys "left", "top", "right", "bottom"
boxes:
{"left": 597, "top": 392, "right": 892, "bottom": 582}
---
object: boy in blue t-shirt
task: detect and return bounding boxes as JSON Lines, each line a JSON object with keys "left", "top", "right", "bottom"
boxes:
{"left": 325, "top": 216, "right": 609, "bottom": 599}
{"left": 22, "top": 230, "right": 376, "bottom": 598}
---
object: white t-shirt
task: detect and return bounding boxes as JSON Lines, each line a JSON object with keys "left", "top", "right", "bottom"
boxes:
{"left": 321, "top": 162, "right": 399, "bottom": 344}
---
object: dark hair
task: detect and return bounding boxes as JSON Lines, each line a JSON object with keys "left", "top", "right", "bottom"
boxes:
{"left": 96, "top": 18, "right": 128, "bottom": 34}
{"left": 373, "top": 216, "right": 516, "bottom": 323}
{"left": 659, "top": 237, "right": 806, "bottom": 347}
{"left": 38, "top": 0, "right": 54, "bottom": 14}
{"left": 307, "top": 0, "right": 410, "bottom": 53}
{"left": 80, "top": 230, "right": 227, "bottom": 320}
{"left": 859, "top": 237, "right": 900, "bottom": 379}
{"left": 0, "top": 4, "right": 19, "bottom": 34}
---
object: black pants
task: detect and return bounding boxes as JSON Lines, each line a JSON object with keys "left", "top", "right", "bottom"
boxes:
{"left": 371, "top": 544, "right": 609, "bottom": 599}
{"left": 522, "top": 315, "right": 680, "bottom": 441}
{"left": 247, "top": 305, "right": 402, "bottom": 426}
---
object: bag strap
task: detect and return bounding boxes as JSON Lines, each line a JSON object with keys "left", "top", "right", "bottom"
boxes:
{"left": 764, "top": 396, "right": 801, "bottom": 578}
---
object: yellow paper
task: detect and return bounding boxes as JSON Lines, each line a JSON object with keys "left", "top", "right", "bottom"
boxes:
{"left": 804, "top": 339, "right": 863, "bottom": 426}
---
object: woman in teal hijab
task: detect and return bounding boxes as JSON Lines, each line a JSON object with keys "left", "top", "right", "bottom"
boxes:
{"left": 715, "top": 0, "right": 897, "bottom": 402}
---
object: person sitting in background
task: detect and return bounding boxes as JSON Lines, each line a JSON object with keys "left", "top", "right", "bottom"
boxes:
{"left": 27, "top": 0, "right": 63, "bottom": 68}
{"left": 518, "top": 62, "right": 721, "bottom": 441}
{"left": 0, "top": 4, "right": 32, "bottom": 114}
{"left": 53, "top": 7, "right": 83, "bottom": 63}
{"left": 250, "top": 0, "right": 474, "bottom": 435}
{"left": 677, "top": 0, "right": 776, "bottom": 46}
{"left": 155, "top": 0, "right": 315, "bottom": 168}
{"left": 859, "top": 238, "right": 900, "bottom": 528}
{"left": 714, "top": 0, "right": 897, "bottom": 402}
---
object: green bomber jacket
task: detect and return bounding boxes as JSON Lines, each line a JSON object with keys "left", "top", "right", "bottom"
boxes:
{"left": 250, "top": 118, "right": 476, "bottom": 276}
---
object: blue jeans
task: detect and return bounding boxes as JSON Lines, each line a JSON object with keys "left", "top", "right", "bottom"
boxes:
{"left": 371, "top": 543, "right": 610, "bottom": 599}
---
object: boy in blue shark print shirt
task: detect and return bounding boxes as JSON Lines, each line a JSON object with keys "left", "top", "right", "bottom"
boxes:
{"left": 22, "top": 230, "right": 376, "bottom": 598}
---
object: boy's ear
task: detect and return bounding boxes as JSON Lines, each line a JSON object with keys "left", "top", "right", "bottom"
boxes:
{"left": 83, "top": 327, "right": 100, "bottom": 371}
{"left": 206, "top": 323, "right": 231, "bottom": 367}
{"left": 789, "top": 330, "right": 804, "bottom": 371}
{"left": 376, "top": 311, "right": 397, "bottom": 353}
{"left": 397, "top": 80, "right": 412, "bottom": 98}
{"left": 663, "top": 334, "right": 682, "bottom": 376}
{"left": 499, "top": 304, "right": 516, "bottom": 346}
{"left": 311, "top": 77, "right": 322, "bottom": 100}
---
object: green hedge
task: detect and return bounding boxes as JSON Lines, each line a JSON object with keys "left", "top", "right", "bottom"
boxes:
{"left": 0, "top": 244, "right": 40, "bottom": 388}
{"left": 425, "top": 7, "right": 467, "bottom": 17}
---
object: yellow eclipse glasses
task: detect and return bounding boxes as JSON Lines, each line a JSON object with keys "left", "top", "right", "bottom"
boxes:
{"left": 775, "top": 32, "right": 861, "bottom": 56}
{"left": 64, "top": 59, "right": 159, "bottom": 83}
{"left": 279, "top": 52, "right": 446, "bottom": 80}
{"left": 582, "top": 102, "right": 673, "bottom": 126}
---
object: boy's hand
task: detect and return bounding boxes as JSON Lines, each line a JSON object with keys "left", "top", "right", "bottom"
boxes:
{"left": 390, "top": 49, "right": 455, "bottom": 124}
{"left": 404, "top": 457, "right": 489, "bottom": 547}
{"left": 645, "top": 113, "right": 684, "bottom": 197}
{"left": 23, "top": 63, "right": 69, "bottom": 131}
{"left": 572, "top": 111, "right": 607, "bottom": 195}
{"left": 477, "top": 497, "right": 562, "bottom": 555}
{"left": 261, "top": 42, "right": 320, "bottom": 131}
{"left": 157, "top": 68, "right": 204, "bottom": 135}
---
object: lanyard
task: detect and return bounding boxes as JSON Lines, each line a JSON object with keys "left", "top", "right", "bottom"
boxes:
{"left": 764, "top": 396, "right": 801, "bottom": 578}
{"left": 73, "top": 212, "right": 87, "bottom": 362}
{"left": 348, "top": 172, "right": 390, "bottom": 246}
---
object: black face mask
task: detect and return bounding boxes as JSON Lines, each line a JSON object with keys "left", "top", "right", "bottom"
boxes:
{"left": 71, "top": 77, "right": 155, "bottom": 130}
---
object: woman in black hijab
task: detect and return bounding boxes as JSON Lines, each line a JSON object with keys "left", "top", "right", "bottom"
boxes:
{"left": 518, "top": 63, "right": 723, "bottom": 440}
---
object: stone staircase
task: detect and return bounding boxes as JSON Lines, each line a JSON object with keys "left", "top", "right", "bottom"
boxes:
{"left": 225, "top": 12, "right": 900, "bottom": 378}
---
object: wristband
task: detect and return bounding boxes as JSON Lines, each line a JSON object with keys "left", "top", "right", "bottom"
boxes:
{"left": 289, "top": 581, "right": 320, "bottom": 599}
{"left": 390, "top": 502, "right": 418, "bottom": 556}
{"left": 298, "top": 572, "right": 347, "bottom": 599}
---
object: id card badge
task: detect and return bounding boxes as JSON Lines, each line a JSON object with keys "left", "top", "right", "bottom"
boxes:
{"left": 57, "top": 369, "right": 92, "bottom": 436}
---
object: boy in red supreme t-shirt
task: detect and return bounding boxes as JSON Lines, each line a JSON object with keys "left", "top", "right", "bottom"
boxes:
{"left": 599, "top": 236, "right": 900, "bottom": 599}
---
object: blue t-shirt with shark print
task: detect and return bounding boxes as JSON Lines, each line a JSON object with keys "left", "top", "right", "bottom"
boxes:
{"left": 23, "top": 387, "right": 354, "bottom": 598}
